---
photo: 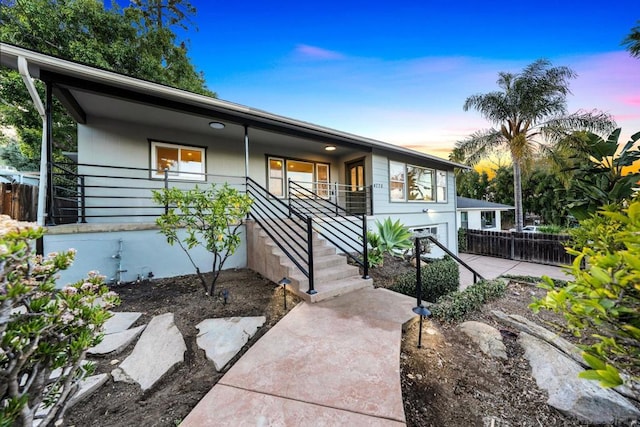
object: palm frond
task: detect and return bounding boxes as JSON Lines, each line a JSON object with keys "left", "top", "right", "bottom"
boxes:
{"left": 455, "top": 129, "right": 504, "bottom": 165}
{"left": 541, "top": 110, "right": 616, "bottom": 143}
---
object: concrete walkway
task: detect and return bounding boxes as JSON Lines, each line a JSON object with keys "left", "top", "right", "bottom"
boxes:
{"left": 181, "top": 287, "right": 417, "bottom": 426}
{"left": 459, "top": 253, "right": 572, "bottom": 288}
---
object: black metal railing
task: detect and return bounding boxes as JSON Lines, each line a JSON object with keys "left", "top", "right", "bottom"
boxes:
{"left": 288, "top": 180, "right": 369, "bottom": 279}
{"left": 422, "top": 233, "right": 484, "bottom": 284}
{"left": 246, "top": 177, "right": 316, "bottom": 294}
{"left": 287, "top": 180, "right": 372, "bottom": 216}
{"left": 50, "top": 161, "right": 245, "bottom": 224}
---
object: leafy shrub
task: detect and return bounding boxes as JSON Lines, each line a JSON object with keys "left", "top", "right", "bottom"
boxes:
{"left": 537, "top": 224, "right": 564, "bottom": 234}
{"left": 366, "top": 217, "right": 412, "bottom": 267}
{"left": 431, "top": 279, "right": 507, "bottom": 323}
{"left": 531, "top": 199, "right": 640, "bottom": 389}
{"left": 390, "top": 256, "right": 459, "bottom": 302}
{"left": 153, "top": 183, "right": 252, "bottom": 296}
{"left": 458, "top": 227, "right": 467, "bottom": 252}
{"left": 0, "top": 216, "right": 119, "bottom": 426}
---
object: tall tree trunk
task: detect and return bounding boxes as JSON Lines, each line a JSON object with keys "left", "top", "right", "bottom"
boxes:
{"left": 513, "top": 160, "right": 524, "bottom": 231}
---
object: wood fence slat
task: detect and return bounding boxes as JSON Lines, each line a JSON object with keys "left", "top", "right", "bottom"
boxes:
{"left": 0, "top": 183, "right": 38, "bottom": 222}
{"left": 463, "top": 228, "right": 573, "bottom": 266}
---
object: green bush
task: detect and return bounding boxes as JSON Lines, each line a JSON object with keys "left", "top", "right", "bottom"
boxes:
{"left": 431, "top": 279, "right": 507, "bottom": 323}
{"left": 366, "top": 218, "right": 412, "bottom": 268}
{"left": 457, "top": 227, "right": 467, "bottom": 252}
{"left": 0, "top": 216, "right": 119, "bottom": 426}
{"left": 537, "top": 224, "right": 564, "bottom": 234}
{"left": 390, "top": 256, "right": 459, "bottom": 302}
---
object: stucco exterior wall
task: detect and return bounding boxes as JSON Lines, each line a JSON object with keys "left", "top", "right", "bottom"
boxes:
{"left": 457, "top": 209, "right": 504, "bottom": 231}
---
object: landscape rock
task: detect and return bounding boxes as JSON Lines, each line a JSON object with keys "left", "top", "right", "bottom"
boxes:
{"left": 459, "top": 321, "right": 507, "bottom": 360}
{"left": 88, "top": 325, "right": 145, "bottom": 355}
{"left": 518, "top": 332, "right": 640, "bottom": 424}
{"left": 113, "top": 313, "right": 186, "bottom": 391}
{"left": 67, "top": 373, "right": 110, "bottom": 408}
{"left": 196, "top": 316, "right": 266, "bottom": 371}
{"left": 102, "top": 312, "right": 142, "bottom": 335}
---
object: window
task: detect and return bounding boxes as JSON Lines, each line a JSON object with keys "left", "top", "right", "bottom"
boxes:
{"left": 151, "top": 141, "right": 205, "bottom": 181}
{"left": 390, "top": 161, "right": 447, "bottom": 202}
{"left": 389, "top": 161, "right": 406, "bottom": 201}
{"left": 267, "top": 156, "right": 330, "bottom": 198}
{"left": 407, "top": 165, "right": 434, "bottom": 201}
{"left": 481, "top": 211, "right": 495, "bottom": 228}
{"left": 436, "top": 170, "right": 447, "bottom": 203}
{"left": 461, "top": 211, "right": 469, "bottom": 229}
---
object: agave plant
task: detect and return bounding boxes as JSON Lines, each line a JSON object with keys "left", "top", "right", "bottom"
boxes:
{"left": 366, "top": 217, "right": 412, "bottom": 267}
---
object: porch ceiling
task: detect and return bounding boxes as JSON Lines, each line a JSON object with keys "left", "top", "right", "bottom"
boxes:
{"left": 69, "top": 89, "right": 364, "bottom": 156}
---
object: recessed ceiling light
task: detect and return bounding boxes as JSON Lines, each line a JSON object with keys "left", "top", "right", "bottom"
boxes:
{"left": 325, "top": 145, "right": 337, "bottom": 151}
{"left": 209, "top": 121, "right": 225, "bottom": 130}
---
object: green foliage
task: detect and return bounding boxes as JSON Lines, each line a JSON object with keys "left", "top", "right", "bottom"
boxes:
{"left": 501, "top": 274, "right": 568, "bottom": 288}
{"left": 456, "top": 169, "right": 490, "bottom": 200}
{"left": 564, "top": 128, "right": 640, "bottom": 220}
{"left": 366, "top": 218, "right": 412, "bottom": 268}
{"left": 390, "top": 257, "right": 460, "bottom": 303}
{"left": 457, "top": 59, "right": 613, "bottom": 231}
{"left": 152, "top": 183, "right": 252, "bottom": 296}
{"left": 0, "top": 216, "right": 119, "bottom": 426}
{"left": 537, "top": 225, "right": 564, "bottom": 234}
{"left": 531, "top": 199, "right": 640, "bottom": 389}
{"left": 0, "top": 0, "right": 213, "bottom": 165}
{"left": 457, "top": 227, "right": 467, "bottom": 252}
{"left": 622, "top": 20, "right": 640, "bottom": 59}
{"left": 431, "top": 279, "right": 507, "bottom": 323}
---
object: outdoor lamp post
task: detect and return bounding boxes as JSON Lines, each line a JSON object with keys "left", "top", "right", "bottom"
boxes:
{"left": 279, "top": 277, "right": 291, "bottom": 310}
{"left": 412, "top": 235, "right": 431, "bottom": 348}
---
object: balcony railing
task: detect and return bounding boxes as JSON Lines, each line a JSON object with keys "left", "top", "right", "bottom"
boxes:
{"left": 50, "top": 161, "right": 245, "bottom": 224}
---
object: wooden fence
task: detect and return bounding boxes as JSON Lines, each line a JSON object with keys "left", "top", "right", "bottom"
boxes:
{"left": 462, "top": 229, "right": 575, "bottom": 266}
{"left": 0, "top": 183, "right": 38, "bottom": 222}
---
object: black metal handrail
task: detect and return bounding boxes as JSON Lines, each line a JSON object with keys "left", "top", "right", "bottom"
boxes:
{"left": 288, "top": 180, "right": 369, "bottom": 279}
{"left": 423, "top": 234, "right": 484, "bottom": 284}
{"left": 246, "top": 177, "right": 316, "bottom": 294}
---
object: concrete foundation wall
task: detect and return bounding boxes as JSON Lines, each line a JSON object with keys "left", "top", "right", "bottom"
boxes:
{"left": 43, "top": 225, "right": 247, "bottom": 287}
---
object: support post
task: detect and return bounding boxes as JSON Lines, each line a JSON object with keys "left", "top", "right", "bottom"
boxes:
{"left": 412, "top": 236, "right": 431, "bottom": 348}
{"left": 163, "top": 168, "right": 169, "bottom": 214}
{"left": 362, "top": 214, "right": 369, "bottom": 279}
{"left": 306, "top": 216, "right": 317, "bottom": 295}
{"left": 45, "top": 82, "right": 55, "bottom": 225}
{"left": 80, "top": 176, "right": 86, "bottom": 223}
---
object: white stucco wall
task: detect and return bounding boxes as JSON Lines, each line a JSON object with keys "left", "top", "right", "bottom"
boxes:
{"left": 457, "top": 209, "right": 504, "bottom": 231}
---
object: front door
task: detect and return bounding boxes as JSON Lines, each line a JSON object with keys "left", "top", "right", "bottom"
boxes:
{"left": 346, "top": 159, "right": 366, "bottom": 214}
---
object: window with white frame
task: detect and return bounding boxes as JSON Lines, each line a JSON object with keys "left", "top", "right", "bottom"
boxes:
{"left": 267, "top": 156, "right": 330, "bottom": 198}
{"left": 390, "top": 161, "right": 447, "bottom": 202}
{"left": 151, "top": 141, "right": 205, "bottom": 181}
{"left": 481, "top": 211, "right": 496, "bottom": 228}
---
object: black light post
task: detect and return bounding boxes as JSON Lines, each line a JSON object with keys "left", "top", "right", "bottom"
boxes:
{"left": 279, "top": 277, "right": 291, "bottom": 310}
{"left": 412, "top": 236, "right": 431, "bottom": 348}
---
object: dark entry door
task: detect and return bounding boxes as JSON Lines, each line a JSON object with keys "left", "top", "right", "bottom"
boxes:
{"left": 346, "top": 159, "right": 366, "bottom": 214}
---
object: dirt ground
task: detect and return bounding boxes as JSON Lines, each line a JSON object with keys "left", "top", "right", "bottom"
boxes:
{"left": 64, "top": 257, "right": 629, "bottom": 426}
{"left": 64, "top": 269, "right": 300, "bottom": 427}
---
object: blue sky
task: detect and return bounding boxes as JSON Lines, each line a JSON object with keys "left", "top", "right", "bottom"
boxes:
{"left": 109, "top": 0, "right": 640, "bottom": 158}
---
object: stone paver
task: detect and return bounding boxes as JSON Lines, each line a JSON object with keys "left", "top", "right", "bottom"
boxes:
{"left": 196, "top": 317, "right": 266, "bottom": 371}
{"left": 112, "top": 313, "right": 185, "bottom": 391}
{"left": 88, "top": 325, "right": 146, "bottom": 355}
{"left": 519, "top": 332, "right": 640, "bottom": 424}
{"left": 181, "top": 287, "right": 417, "bottom": 425}
{"left": 103, "top": 312, "right": 142, "bottom": 335}
{"left": 68, "top": 373, "right": 110, "bottom": 408}
{"left": 460, "top": 321, "right": 507, "bottom": 360}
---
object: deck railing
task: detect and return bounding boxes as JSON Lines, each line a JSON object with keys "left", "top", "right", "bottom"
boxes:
{"left": 50, "top": 161, "right": 245, "bottom": 224}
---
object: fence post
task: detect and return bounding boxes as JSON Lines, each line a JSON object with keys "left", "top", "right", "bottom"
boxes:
{"left": 80, "top": 176, "right": 87, "bottom": 223}
{"left": 163, "top": 168, "right": 169, "bottom": 214}
{"left": 306, "top": 216, "right": 317, "bottom": 295}
{"left": 362, "top": 214, "right": 369, "bottom": 279}
{"left": 510, "top": 232, "right": 515, "bottom": 260}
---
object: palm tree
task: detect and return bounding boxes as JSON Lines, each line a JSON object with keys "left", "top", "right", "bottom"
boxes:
{"left": 623, "top": 20, "right": 640, "bottom": 59}
{"left": 456, "top": 59, "right": 613, "bottom": 231}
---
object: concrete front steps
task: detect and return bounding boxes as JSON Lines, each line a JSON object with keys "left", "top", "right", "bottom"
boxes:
{"left": 246, "top": 220, "right": 372, "bottom": 303}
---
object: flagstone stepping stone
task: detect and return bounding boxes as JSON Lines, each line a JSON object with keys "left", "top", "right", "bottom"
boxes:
{"left": 103, "top": 312, "right": 142, "bottom": 335}
{"left": 88, "top": 325, "right": 146, "bottom": 355}
{"left": 112, "top": 313, "right": 186, "bottom": 391}
{"left": 68, "top": 373, "right": 110, "bottom": 408}
{"left": 459, "top": 321, "right": 507, "bottom": 360}
{"left": 196, "top": 317, "right": 266, "bottom": 371}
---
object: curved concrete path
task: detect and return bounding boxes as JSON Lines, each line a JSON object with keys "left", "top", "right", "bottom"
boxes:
{"left": 181, "top": 287, "right": 417, "bottom": 426}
